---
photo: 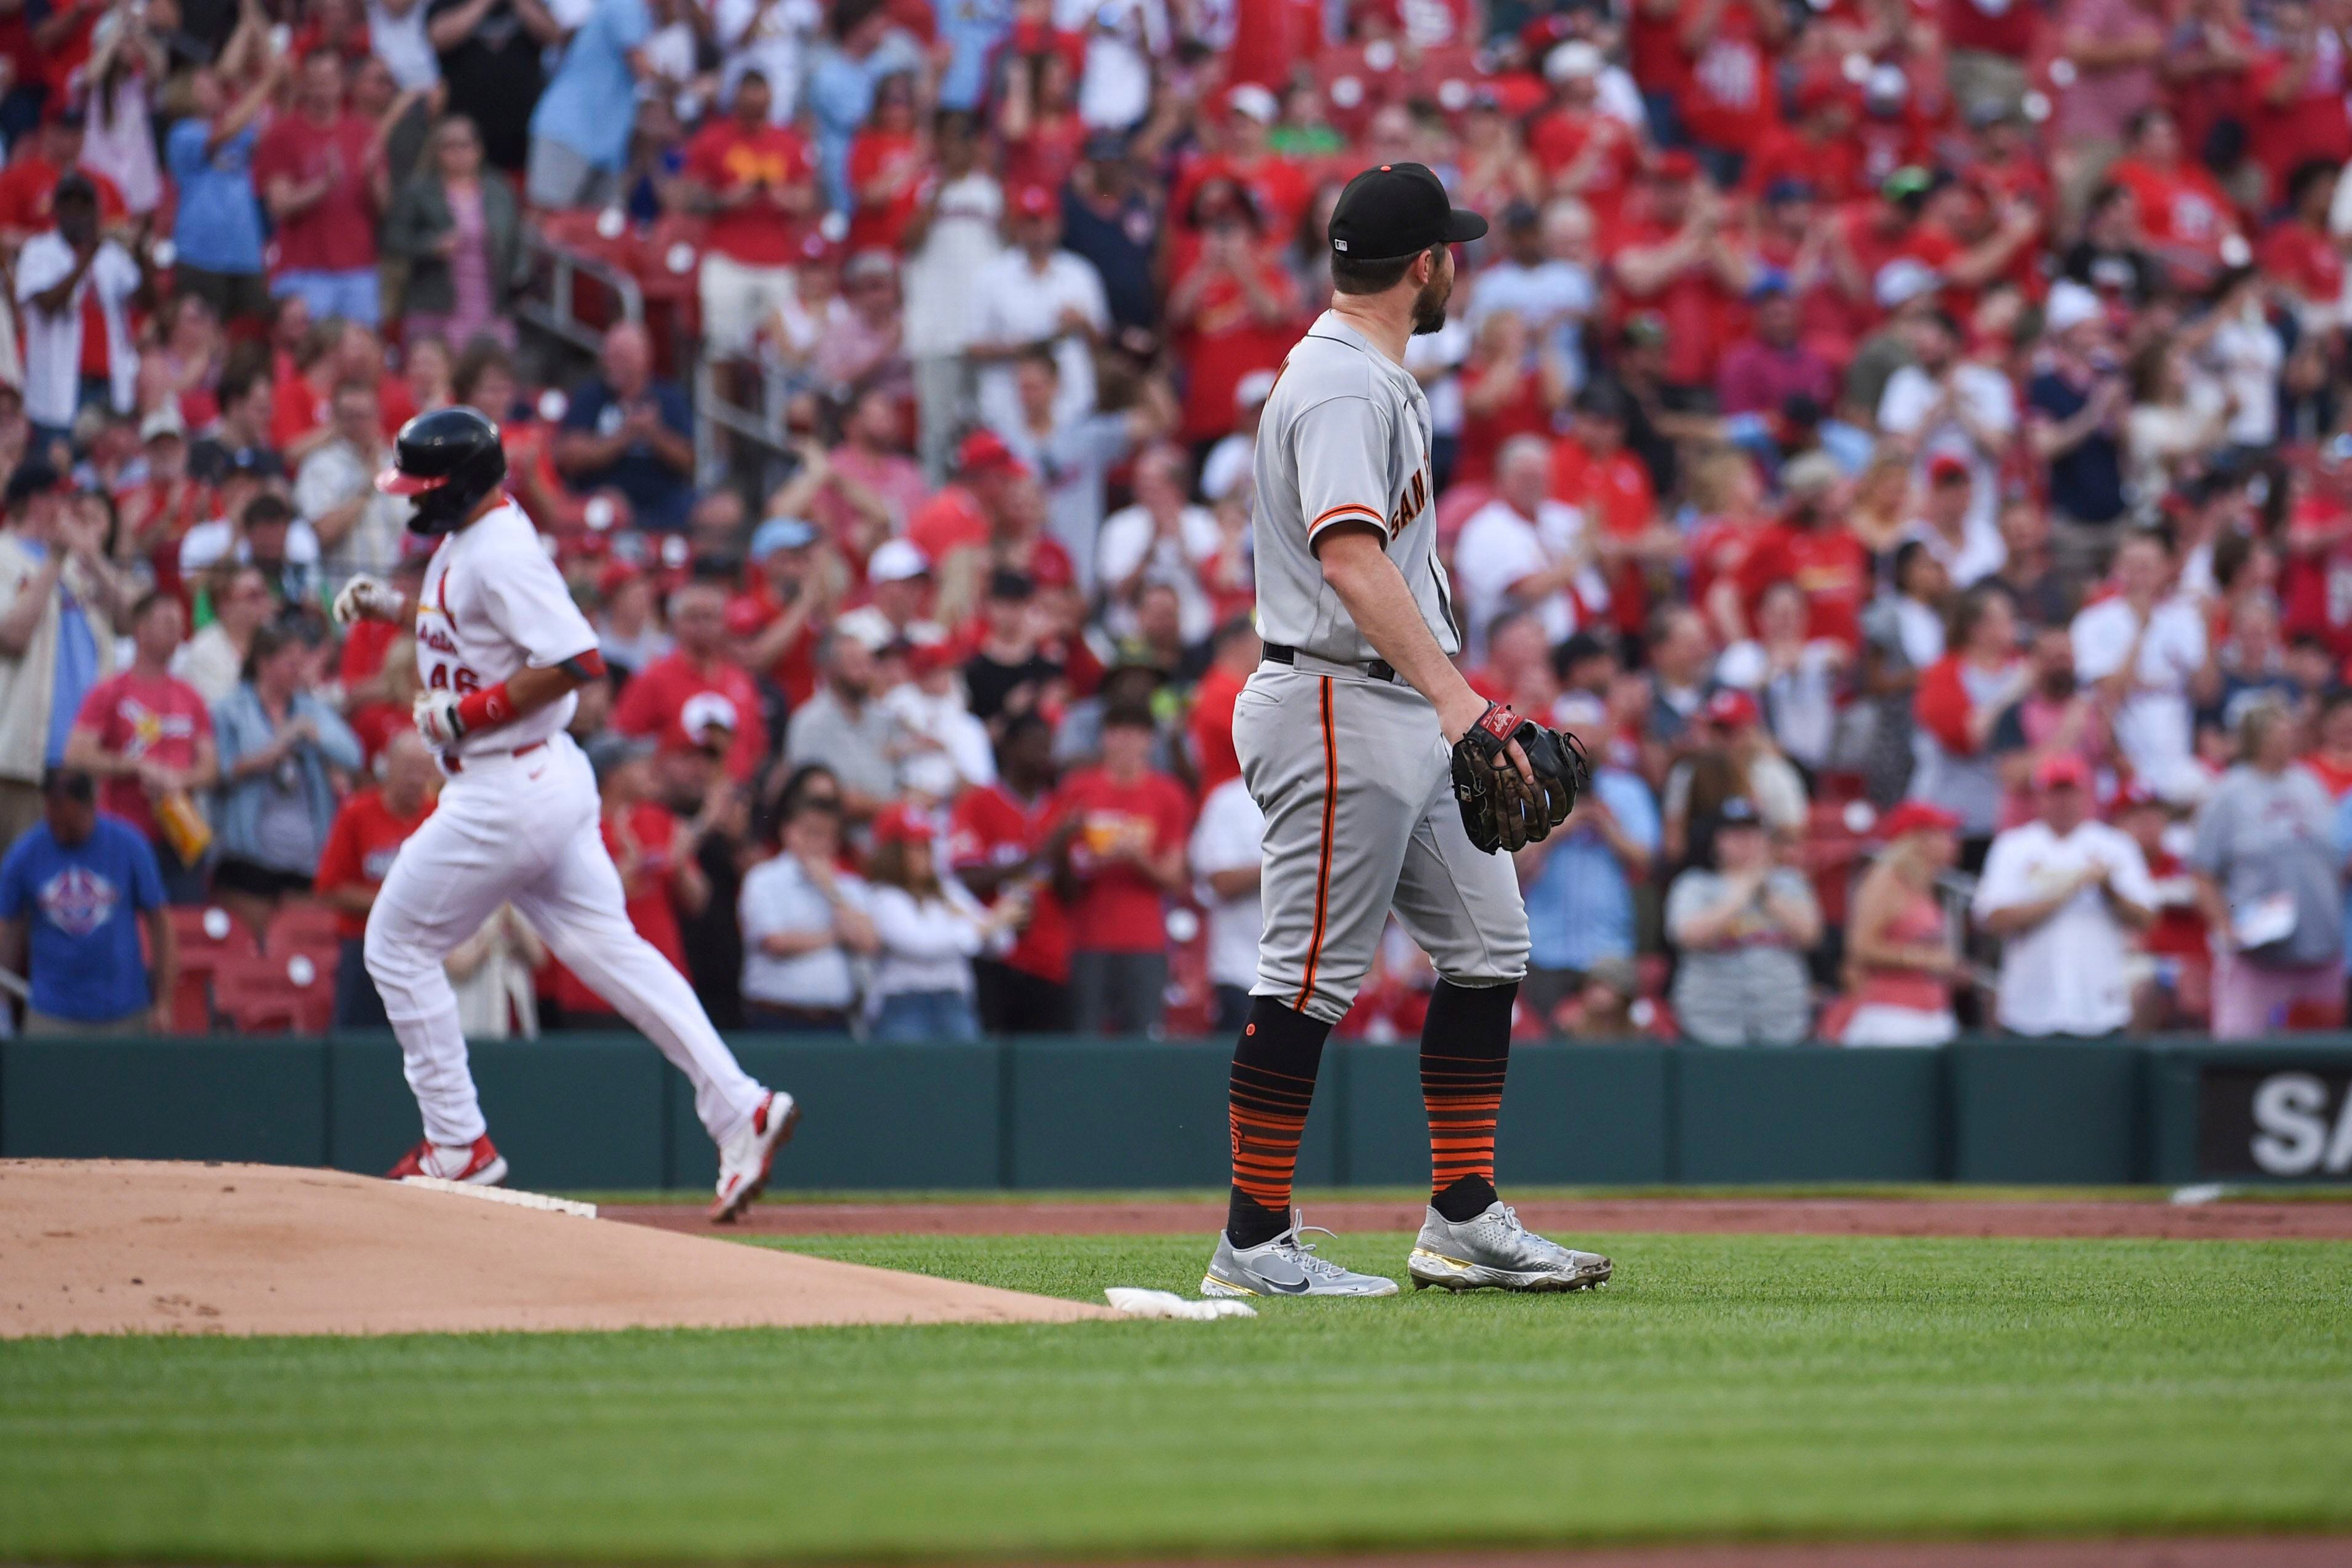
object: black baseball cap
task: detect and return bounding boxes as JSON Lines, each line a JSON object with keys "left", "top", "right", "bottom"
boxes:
{"left": 1328, "top": 163, "right": 1487, "bottom": 263}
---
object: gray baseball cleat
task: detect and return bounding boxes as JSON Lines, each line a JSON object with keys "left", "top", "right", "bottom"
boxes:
{"left": 1407, "top": 1201, "right": 1613, "bottom": 1292}
{"left": 1202, "top": 1215, "right": 1401, "bottom": 1298}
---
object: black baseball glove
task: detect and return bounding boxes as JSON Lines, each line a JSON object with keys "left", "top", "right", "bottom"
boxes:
{"left": 1450, "top": 701, "right": 1589, "bottom": 854}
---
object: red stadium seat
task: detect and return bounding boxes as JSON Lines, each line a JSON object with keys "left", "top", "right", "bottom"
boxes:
{"left": 265, "top": 900, "right": 344, "bottom": 958}
{"left": 212, "top": 950, "right": 337, "bottom": 1035}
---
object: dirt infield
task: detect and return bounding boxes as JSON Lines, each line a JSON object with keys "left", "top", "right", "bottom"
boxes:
{"left": 0, "top": 1160, "right": 1111, "bottom": 1337}
{"left": 614, "top": 1193, "right": 2352, "bottom": 1242}
{"left": 1010, "top": 1542, "right": 2352, "bottom": 1568}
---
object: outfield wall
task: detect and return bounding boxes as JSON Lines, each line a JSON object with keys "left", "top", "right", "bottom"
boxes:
{"left": 5, "top": 1034, "right": 2350, "bottom": 1188}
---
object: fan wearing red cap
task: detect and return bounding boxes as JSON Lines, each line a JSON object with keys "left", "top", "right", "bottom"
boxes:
{"left": 609, "top": 577, "right": 769, "bottom": 785}
{"left": 680, "top": 70, "right": 818, "bottom": 358}
{"left": 1839, "top": 798, "right": 1964, "bottom": 1047}
{"left": 968, "top": 177, "right": 1110, "bottom": 444}
{"left": 1972, "top": 748, "right": 2159, "bottom": 1038}
{"left": 905, "top": 430, "right": 1034, "bottom": 564}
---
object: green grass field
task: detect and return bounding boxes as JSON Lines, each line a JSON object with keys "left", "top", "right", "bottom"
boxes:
{"left": 4, "top": 1230, "right": 2350, "bottom": 1562}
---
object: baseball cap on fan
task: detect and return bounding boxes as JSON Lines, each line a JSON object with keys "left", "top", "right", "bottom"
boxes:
{"left": 1327, "top": 162, "right": 1487, "bottom": 262}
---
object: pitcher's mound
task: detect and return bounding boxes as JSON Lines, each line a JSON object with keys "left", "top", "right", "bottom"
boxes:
{"left": 0, "top": 1160, "right": 1113, "bottom": 1338}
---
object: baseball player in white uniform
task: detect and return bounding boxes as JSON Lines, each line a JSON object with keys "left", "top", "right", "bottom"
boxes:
{"left": 336, "top": 408, "right": 797, "bottom": 1222}
{"left": 1201, "top": 164, "right": 1612, "bottom": 1298}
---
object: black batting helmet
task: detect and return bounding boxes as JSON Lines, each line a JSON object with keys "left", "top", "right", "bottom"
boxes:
{"left": 377, "top": 406, "right": 507, "bottom": 535}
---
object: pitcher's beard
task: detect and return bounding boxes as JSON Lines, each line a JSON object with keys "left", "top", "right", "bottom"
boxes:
{"left": 1410, "top": 270, "right": 1452, "bottom": 335}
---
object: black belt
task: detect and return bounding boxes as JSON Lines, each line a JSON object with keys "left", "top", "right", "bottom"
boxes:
{"left": 1263, "top": 642, "right": 1400, "bottom": 684}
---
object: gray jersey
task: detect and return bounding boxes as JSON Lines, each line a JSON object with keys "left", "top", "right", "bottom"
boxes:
{"left": 1251, "top": 311, "right": 1458, "bottom": 664}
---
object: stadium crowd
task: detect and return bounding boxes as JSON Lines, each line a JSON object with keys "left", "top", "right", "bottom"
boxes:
{"left": 6, "top": 0, "right": 2352, "bottom": 1046}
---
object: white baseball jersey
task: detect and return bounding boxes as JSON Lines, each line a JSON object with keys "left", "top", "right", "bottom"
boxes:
{"left": 1250, "top": 310, "right": 1458, "bottom": 665}
{"left": 412, "top": 498, "right": 599, "bottom": 759}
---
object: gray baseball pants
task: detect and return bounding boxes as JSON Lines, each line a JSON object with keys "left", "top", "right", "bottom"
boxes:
{"left": 1235, "top": 656, "right": 1530, "bottom": 1024}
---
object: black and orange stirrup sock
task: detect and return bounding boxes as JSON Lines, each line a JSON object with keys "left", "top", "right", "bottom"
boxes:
{"left": 1224, "top": 996, "right": 1333, "bottom": 1249}
{"left": 1422, "top": 978, "right": 1516, "bottom": 1222}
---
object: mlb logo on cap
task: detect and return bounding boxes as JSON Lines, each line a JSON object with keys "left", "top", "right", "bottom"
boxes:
{"left": 1327, "top": 162, "right": 1487, "bottom": 262}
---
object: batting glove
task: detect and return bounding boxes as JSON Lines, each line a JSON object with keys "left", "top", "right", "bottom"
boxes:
{"left": 332, "top": 574, "right": 406, "bottom": 626}
{"left": 413, "top": 690, "right": 466, "bottom": 748}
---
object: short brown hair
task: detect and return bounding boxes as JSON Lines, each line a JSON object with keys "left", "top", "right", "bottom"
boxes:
{"left": 1330, "top": 243, "right": 1437, "bottom": 296}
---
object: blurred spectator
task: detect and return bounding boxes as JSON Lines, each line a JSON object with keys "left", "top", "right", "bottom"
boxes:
{"left": 294, "top": 380, "right": 407, "bottom": 587}
{"left": 172, "top": 563, "right": 273, "bottom": 704}
{"left": 428, "top": 0, "right": 561, "bottom": 174}
{"left": 17, "top": 175, "right": 147, "bottom": 444}
{"left": 556, "top": 323, "right": 695, "bottom": 533}
{"left": 783, "top": 628, "right": 905, "bottom": 816}
{"left": 971, "top": 185, "right": 1110, "bottom": 440}
{"left": 524, "top": 0, "right": 650, "bottom": 208}
{"left": 383, "top": 114, "right": 525, "bottom": 351}
{"left": 1855, "top": 539, "right": 1951, "bottom": 803}
{"left": 862, "top": 802, "right": 1022, "bottom": 1041}
{"left": 1715, "top": 581, "right": 1846, "bottom": 775}
{"left": 1878, "top": 311, "right": 2016, "bottom": 561}
{"left": 1991, "top": 625, "right": 2113, "bottom": 827}
{"left": 447, "top": 903, "right": 546, "bottom": 1039}
{"left": 254, "top": 50, "right": 385, "bottom": 327}
{"left": 1098, "top": 444, "right": 1217, "bottom": 644}
{"left": 1055, "top": 702, "right": 1187, "bottom": 1033}
{"left": 950, "top": 713, "right": 1076, "bottom": 1032}
{"left": 0, "top": 767, "right": 173, "bottom": 1036}
{"left": 2193, "top": 700, "right": 2345, "bottom": 1039}
{"left": 63, "top": 593, "right": 217, "bottom": 903}
{"left": 1198, "top": 369, "right": 1271, "bottom": 505}
{"left": 612, "top": 578, "right": 769, "bottom": 786}
{"left": 166, "top": 52, "right": 285, "bottom": 326}
{"left": 1466, "top": 199, "right": 1596, "bottom": 380}
{"left": 209, "top": 623, "right": 364, "bottom": 937}
{"left": 188, "top": 365, "right": 277, "bottom": 486}
{"left": 314, "top": 730, "right": 440, "bottom": 1029}
{"left": 1557, "top": 955, "right": 1647, "bottom": 1041}
{"left": 0, "top": 461, "right": 127, "bottom": 849}
{"left": 1520, "top": 722, "right": 1660, "bottom": 1023}
{"left": 994, "top": 348, "right": 1167, "bottom": 588}
{"left": 1910, "top": 585, "right": 2029, "bottom": 852}
{"left": 2072, "top": 526, "right": 2207, "bottom": 802}
{"left": 1454, "top": 434, "right": 1606, "bottom": 660}
{"left": 804, "top": 0, "right": 924, "bottom": 212}
{"left": 683, "top": 71, "right": 818, "bottom": 359}
{"left": 1975, "top": 754, "right": 2158, "bottom": 1038}
{"left": 1190, "top": 770, "right": 1265, "bottom": 1031}
{"left": 727, "top": 515, "right": 833, "bottom": 705}
{"left": 1186, "top": 617, "right": 1258, "bottom": 797}
{"left": 549, "top": 734, "right": 711, "bottom": 1026}
{"left": 737, "top": 788, "right": 877, "bottom": 1030}
{"left": 901, "top": 110, "right": 1003, "bottom": 481}
{"left": 1063, "top": 135, "right": 1161, "bottom": 337}
{"left": 2028, "top": 281, "right": 2131, "bottom": 566}
{"left": 1165, "top": 194, "right": 1301, "bottom": 449}
{"left": 1904, "top": 452, "right": 2004, "bottom": 589}
{"left": 182, "top": 492, "right": 321, "bottom": 610}
{"left": 882, "top": 641, "right": 995, "bottom": 798}
{"left": 1664, "top": 798, "right": 1822, "bottom": 1047}
{"left": 1663, "top": 689, "right": 1806, "bottom": 865}
{"left": 1717, "top": 282, "right": 1835, "bottom": 418}
{"left": 1842, "top": 801, "right": 1966, "bottom": 1046}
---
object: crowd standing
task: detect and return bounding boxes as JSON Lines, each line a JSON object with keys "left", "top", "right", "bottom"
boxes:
{"left": 10, "top": 0, "right": 2352, "bottom": 1044}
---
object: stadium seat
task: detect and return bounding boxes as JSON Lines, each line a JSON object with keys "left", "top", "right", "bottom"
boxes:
{"left": 212, "top": 950, "right": 337, "bottom": 1035}
{"left": 265, "top": 901, "right": 343, "bottom": 957}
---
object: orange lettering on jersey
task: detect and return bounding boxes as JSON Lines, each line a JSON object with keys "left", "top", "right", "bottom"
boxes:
{"left": 1388, "top": 469, "right": 1427, "bottom": 537}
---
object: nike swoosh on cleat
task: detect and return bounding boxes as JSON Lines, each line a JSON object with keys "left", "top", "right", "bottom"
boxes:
{"left": 1259, "top": 1274, "right": 1311, "bottom": 1294}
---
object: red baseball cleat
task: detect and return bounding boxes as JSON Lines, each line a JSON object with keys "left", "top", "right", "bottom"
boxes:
{"left": 710, "top": 1090, "right": 800, "bottom": 1224}
{"left": 386, "top": 1134, "right": 509, "bottom": 1186}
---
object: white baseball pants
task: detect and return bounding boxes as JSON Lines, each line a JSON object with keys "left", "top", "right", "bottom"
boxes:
{"left": 364, "top": 732, "right": 765, "bottom": 1149}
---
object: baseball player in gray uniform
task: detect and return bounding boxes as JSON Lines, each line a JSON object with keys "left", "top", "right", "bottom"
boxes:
{"left": 1202, "top": 164, "right": 1613, "bottom": 1299}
